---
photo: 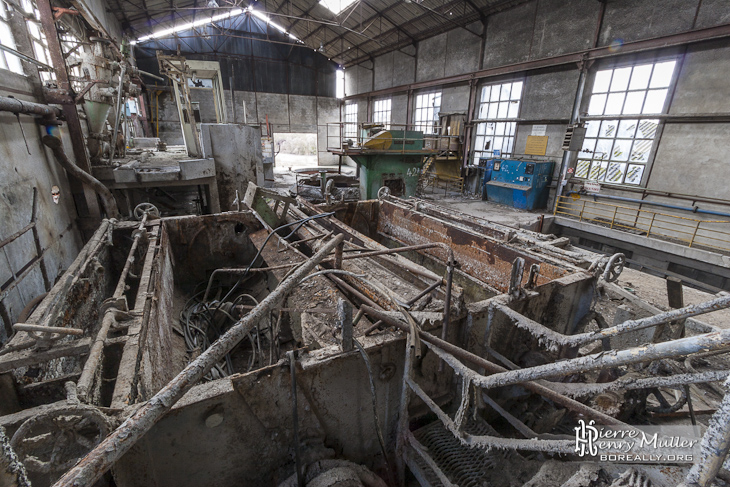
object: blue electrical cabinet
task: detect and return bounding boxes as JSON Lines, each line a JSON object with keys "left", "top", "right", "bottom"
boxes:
{"left": 483, "top": 159, "right": 554, "bottom": 210}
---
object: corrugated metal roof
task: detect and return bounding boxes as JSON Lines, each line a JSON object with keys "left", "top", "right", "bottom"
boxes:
{"left": 118, "top": 0, "right": 532, "bottom": 66}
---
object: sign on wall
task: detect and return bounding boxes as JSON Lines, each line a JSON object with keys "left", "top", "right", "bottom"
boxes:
{"left": 525, "top": 135, "right": 548, "bottom": 156}
{"left": 584, "top": 181, "right": 601, "bottom": 193}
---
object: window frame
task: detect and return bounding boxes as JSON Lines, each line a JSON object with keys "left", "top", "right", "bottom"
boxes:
{"left": 344, "top": 103, "right": 357, "bottom": 139}
{"left": 372, "top": 98, "right": 391, "bottom": 130}
{"left": 0, "top": 1, "right": 23, "bottom": 75}
{"left": 22, "top": 0, "right": 54, "bottom": 82}
{"left": 471, "top": 79, "right": 524, "bottom": 163}
{"left": 413, "top": 91, "right": 441, "bottom": 135}
{"left": 575, "top": 58, "right": 679, "bottom": 187}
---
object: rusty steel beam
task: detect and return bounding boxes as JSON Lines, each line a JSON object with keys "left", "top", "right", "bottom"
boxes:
{"left": 494, "top": 294, "right": 730, "bottom": 350}
{"left": 442, "top": 328, "right": 730, "bottom": 391}
{"left": 36, "top": 0, "right": 101, "bottom": 221}
{"left": 359, "top": 305, "right": 625, "bottom": 426}
{"left": 52, "top": 234, "right": 345, "bottom": 487}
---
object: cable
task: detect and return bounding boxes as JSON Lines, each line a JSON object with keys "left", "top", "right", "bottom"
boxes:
{"left": 353, "top": 338, "right": 395, "bottom": 486}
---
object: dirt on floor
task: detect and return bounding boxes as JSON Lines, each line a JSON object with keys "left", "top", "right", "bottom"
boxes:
{"left": 616, "top": 267, "right": 730, "bottom": 329}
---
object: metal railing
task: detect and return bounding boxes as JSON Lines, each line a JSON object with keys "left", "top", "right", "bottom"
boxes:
{"left": 325, "top": 122, "right": 459, "bottom": 155}
{"left": 554, "top": 195, "right": 730, "bottom": 253}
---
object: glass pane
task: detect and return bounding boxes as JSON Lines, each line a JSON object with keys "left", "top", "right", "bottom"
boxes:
{"left": 618, "top": 120, "right": 637, "bottom": 138}
{"left": 482, "top": 137, "right": 492, "bottom": 151}
{"left": 589, "top": 161, "right": 608, "bottom": 181}
{"left": 487, "top": 103, "right": 498, "bottom": 119}
{"left": 588, "top": 94, "right": 607, "bottom": 115}
{"left": 606, "top": 162, "right": 627, "bottom": 183}
{"left": 511, "top": 81, "right": 523, "bottom": 100}
{"left": 28, "top": 21, "right": 40, "bottom": 39}
{"left": 507, "top": 122, "right": 516, "bottom": 136}
{"left": 611, "top": 139, "right": 631, "bottom": 161}
{"left": 650, "top": 61, "right": 676, "bottom": 88}
{"left": 604, "top": 92, "right": 626, "bottom": 115}
{"left": 485, "top": 122, "right": 495, "bottom": 135}
{"left": 623, "top": 91, "right": 646, "bottom": 115}
{"left": 629, "top": 64, "right": 652, "bottom": 90}
{"left": 505, "top": 137, "right": 514, "bottom": 154}
{"left": 595, "top": 139, "right": 613, "bottom": 160}
{"left": 636, "top": 119, "right": 658, "bottom": 139}
{"left": 585, "top": 120, "right": 600, "bottom": 138}
{"left": 490, "top": 86, "right": 499, "bottom": 102}
{"left": 610, "top": 67, "right": 632, "bottom": 92}
{"left": 580, "top": 138, "right": 597, "bottom": 157}
{"left": 481, "top": 86, "right": 490, "bottom": 103}
{"left": 575, "top": 160, "right": 591, "bottom": 179}
{"left": 642, "top": 89, "right": 668, "bottom": 113}
{"left": 494, "top": 137, "right": 504, "bottom": 151}
{"left": 0, "top": 53, "right": 7, "bottom": 70}
{"left": 593, "top": 70, "right": 612, "bottom": 93}
{"left": 599, "top": 120, "right": 618, "bottom": 137}
{"left": 625, "top": 164, "right": 645, "bottom": 185}
{"left": 500, "top": 83, "right": 511, "bottom": 101}
{"left": 493, "top": 122, "right": 504, "bottom": 136}
{"left": 630, "top": 139, "right": 652, "bottom": 162}
{"left": 496, "top": 102, "right": 507, "bottom": 118}
{"left": 476, "top": 123, "right": 485, "bottom": 136}
{"left": 478, "top": 102, "right": 488, "bottom": 119}
{"left": 508, "top": 100, "right": 519, "bottom": 118}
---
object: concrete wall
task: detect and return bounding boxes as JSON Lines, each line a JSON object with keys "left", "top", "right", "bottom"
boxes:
{"left": 0, "top": 72, "right": 84, "bottom": 342}
{"left": 344, "top": 0, "right": 730, "bottom": 216}
{"left": 155, "top": 89, "right": 342, "bottom": 165}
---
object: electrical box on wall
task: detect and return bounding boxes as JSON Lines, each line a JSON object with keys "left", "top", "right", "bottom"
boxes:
{"left": 562, "top": 124, "right": 586, "bottom": 151}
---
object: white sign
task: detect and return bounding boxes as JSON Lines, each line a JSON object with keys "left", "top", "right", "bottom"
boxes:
{"left": 531, "top": 124, "right": 547, "bottom": 136}
{"left": 584, "top": 181, "right": 601, "bottom": 193}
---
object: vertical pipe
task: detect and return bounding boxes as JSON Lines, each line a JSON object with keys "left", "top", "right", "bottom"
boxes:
{"left": 287, "top": 351, "right": 304, "bottom": 487}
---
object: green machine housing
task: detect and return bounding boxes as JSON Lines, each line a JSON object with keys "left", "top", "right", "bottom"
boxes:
{"left": 345, "top": 130, "right": 431, "bottom": 200}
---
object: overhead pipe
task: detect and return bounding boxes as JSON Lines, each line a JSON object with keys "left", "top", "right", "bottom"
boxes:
{"left": 41, "top": 135, "right": 121, "bottom": 219}
{"left": 0, "top": 95, "right": 61, "bottom": 119}
{"left": 568, "top": 191, "right": 730, "bottom": 218}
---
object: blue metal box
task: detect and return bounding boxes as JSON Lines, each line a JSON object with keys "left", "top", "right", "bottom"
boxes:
{"left": 483, "top": 159, "right": 554, "bottom": 210}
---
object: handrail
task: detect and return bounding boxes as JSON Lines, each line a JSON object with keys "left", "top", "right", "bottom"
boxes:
{"left": 554, "top": 195, "right": 730, "bottom": 252}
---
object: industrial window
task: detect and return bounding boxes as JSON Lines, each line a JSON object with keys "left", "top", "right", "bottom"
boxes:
{"left": 0, "top": 2, "right": 23, "bottom": 74}
{"left": 372, "top": 98, "right": 391, "bottom": 129}
{"left": 472, "top": 80, "right": 523, "bottom": 162}
{"left": 414, "top": 91, "right": 441, "bottom": 134}
{"left": 345, "top": 103, "right": 357, "bottom": 139}
{"left": 319, "top": 0, "right": 357, "bottom": 15}
{"left": 22, "top": 0, "right": 54, "bottom": 82}
{"left": 575, "top": 60, "right": 677, "bottom": 186}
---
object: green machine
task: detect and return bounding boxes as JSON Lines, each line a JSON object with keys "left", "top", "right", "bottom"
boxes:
{"left": 330, "top": 128, "right": 438, "bottom": 200}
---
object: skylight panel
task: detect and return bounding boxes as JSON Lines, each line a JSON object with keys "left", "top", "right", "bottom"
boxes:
{"left": 319, "top": 0, "right": 357, "bottom": 15}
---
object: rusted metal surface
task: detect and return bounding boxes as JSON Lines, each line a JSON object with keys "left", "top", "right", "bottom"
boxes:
{"left": 37, "top": 0, "right": 101, "bottom": 221}
{"left": 493, "top": 294, "right": 730, "bottom": 351}
{"left": 359, "top": 305, "right": 624, "bottom": 426}
{"left": 683, "top": 378, "right": 730, "bottom": 487}
{"left": 377, "top": 199, "right": 570, "bottom": 293}
{"left": 51, "top": 234, "right": 344, "bottom": 487}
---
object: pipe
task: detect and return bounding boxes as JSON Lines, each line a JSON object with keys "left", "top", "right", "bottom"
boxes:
{"left": 287, "top": 351, "right": 304, "bottom": 487}
{"left": 493, "top": 294, "right": 730, "bottom": 350}
{"left": 52, "top": 234, "right": 345, "bottom": 487}
{"left": 137, "top": 69, "right": 164, "bottom": 82}
{"left": 109, "top": 64, "right": 127, "bottom": 164}
{"left": 0, "top": 95, "right": 61, "bottom": 118}
{"left": 359, "top": 305, "right": 625, "bottom": 426}
{"left": 41, "top": 135, "right": 120, "bottom": 219}
{"left": 568, "top": 191, "right": 730, "bottom": 218}
{"left": 682, "top": 378, "right": 730, "bottom": 487}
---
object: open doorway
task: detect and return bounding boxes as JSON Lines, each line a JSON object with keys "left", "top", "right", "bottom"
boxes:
{"left": 274, "top": 132, "right": 318, "bottom": 170}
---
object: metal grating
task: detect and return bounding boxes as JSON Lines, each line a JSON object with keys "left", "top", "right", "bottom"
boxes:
{"left": 410, "top": 418, "right": 508, "bottom": 487}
